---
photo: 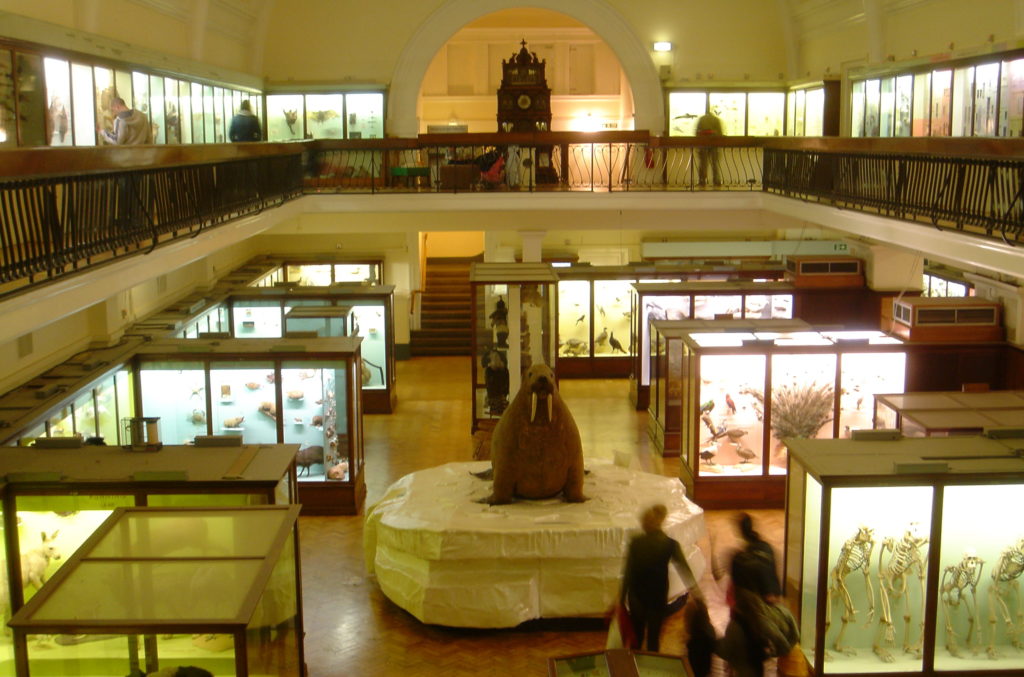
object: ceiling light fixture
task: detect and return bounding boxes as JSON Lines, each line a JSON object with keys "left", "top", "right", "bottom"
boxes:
{"left": 652, "top": 41, "right": 672, "bottom": 52}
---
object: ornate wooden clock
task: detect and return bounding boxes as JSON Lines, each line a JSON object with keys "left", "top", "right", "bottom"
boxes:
{"left": 497, "top": 39, "right": 558, "bottom": 183}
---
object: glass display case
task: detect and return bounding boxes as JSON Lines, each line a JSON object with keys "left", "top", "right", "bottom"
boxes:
{"left": 0, "top": 441, "right": 297, "bottom": 651}
{"left": 283, "top": 306, "right": 352, "bottom": 338}
{"left": 470, "top": 263, "right": 558, "bottom": 432}
{"left": 649, "top": 320, "right": 906, "bottom": 508}
{"left": 555, "top": 271, "right": 636, "bottom": 378}
{"left": 225, "top": 286, "right": 396, "bottom": 414}
{"left": 874, "top": 390, "right": 1024, "bottom": 437}
{"left": 246, "top": 260, "right": 383, "bottom": 287}
{"left": 548, "top": 649, "right": 688, "bottom": 676}
{"left": 134, "top": 338, "right": 364, "bottom": 515}
{"left": 630, "top": 281, "right": 796, "bottom": 410}
{"left": 784, "top": 435, "right": 1024, "bottom": 675}
{"left": 9, "top": 504, "right": 303, "bottom": 677}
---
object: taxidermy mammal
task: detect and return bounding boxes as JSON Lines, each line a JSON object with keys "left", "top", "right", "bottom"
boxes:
{"left": 484, "top": 363, "right": 585, "bottom": 504}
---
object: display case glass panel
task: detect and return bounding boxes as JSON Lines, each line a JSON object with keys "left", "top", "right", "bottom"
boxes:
{"left": 202, "top": 85, "right": 215, "bottom": 144}
{"left": 177, "top": 79, "right": 191, "bottom": 143}
{"left": 210, "top": 361, "right": 276, "bottom": 444}
{"left": 805, "top": 88, "right": 824, "bottom": 136}
{"left": 694, "top": 294, "right": 741, "bottom": 320}
{"left": 212, "top": 86, "right": 225, "bottom": 142}
{"left": 879, "top": 77, "right": 895, "bottom": 137}
{"left": 974, "top": 62, "right": 999, "bottom": 137}
{"left": 824, "top": 485, "right": 933, "bottom": 673}
{"left": 267, "top": 93, "right": 304, "bottom": 141}
{"left": 558, "top": 280, "right": 591, "bottom": 357}
{"left": 305, "top": 94, "right": 344, "bottom": 139}
{"left": 345, "top": 92, "right": 384, "bottom": 139}
{"left": 163, "top": 77, "right": 180, "bottom": 144}
{"left": 851, "top": 80, "right": 865, "bottom": 137}
{"left": 149, "top": 74, "right": 165, "bottom": 143}
{"left": 747, "top": 91, "right": 784, "bottom": 136}
{"left": 640, "top": 295, "right": 690, "bottom": 384}
{"left": 288, "top": 264, "right": 332, "bottom": 286}
{"left": 799, "top": 471, "right": 821, "bottom": 661}
{"left": 768, "top": 353, "right": 836, "bottom": 472}
{"left": 190, "top": 82, "right": 204, "bottom": 142}
{"left": 1000, "top": 57, "right": 1024, "bottom": 137}
{"left": 864, "top": 78, "right": 881, "bottom": 136}
{"left": 284, "top": 309, "right": 349, "bottom": 338}
{"left": 0, "top": 50, "right": 14, "bottom": 148}
{"left": 114, "top": 369, "right": 133, "bottom": 444}
{"left": 95, "top": 375, "right": 120, "bottom": 444}
{"left": 16, "top": 53, "right": 45, "bottom": 147}
{"left": 593, "top": 280, "right": 633, "bottom": 358}
{"left": 335, "top": 263, "right": 378, "bottom": 284}
{"left": 931, "top": 69, "right": 952, "bottom": 136}
{"left": 72, "top": 388, "right": 96, "bottom": 439}
{"left": 936, "top": 484, "right": 1021, "bottom": 670}
{"left": 838, "top": 352, "right": 906, "bottom": 434}
{"left": 349, "top": 303, "right": 388, "bottom": 389}
{"left": 131, "top": 71, "right": 149, "bottom": 125}
{"left": 233, "top": 299, "right": 283, "bottom": 337}
{"left": 45, "top": 405, "right": 73, "bottom": 437}
{"left": 139, "top": 361, "right": 205, "bottom": 445}
{"left": 951, "top": 66, "right": 974, "bottom": 137}
{"left": 42, "top": 57, "right": 72, "bottom": 147}
{"left": 697, "top": 354, "right": 766, "bottom": 477}
{"left": 894, "top": 75, "right": 912, "bottom": 137}
{"left": 709, "top": 92, "right": 745, "bottom": 136}
{"left": 794, "top": 89, "right": 807, "bottom": 135}
{"left": 745, "top": 294, "right": 792, "bottom": 319}
{"left": 667, "top": 91, "right": 706, "bottom": 136}
{"left": 281, "top": 361, "right": 349, "bottom": 482}
{"left": 912, "top": 72, "right": 931, "bottom": 136}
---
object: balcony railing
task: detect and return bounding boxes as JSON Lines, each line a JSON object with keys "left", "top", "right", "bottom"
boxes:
{"left": 1, "top": 134, "right": 1022, "bottom": 298}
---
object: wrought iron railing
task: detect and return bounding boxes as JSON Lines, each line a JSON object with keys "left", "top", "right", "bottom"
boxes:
{"left": 762, "top": 142, "right": 1024, "bottom": 243}
{"left": 2, "top": 134, "right": 1022, "bottom": 299}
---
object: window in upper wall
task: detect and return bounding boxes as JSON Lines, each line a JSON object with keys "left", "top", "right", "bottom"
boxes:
{"left": 930, "top": 69, "right": 952, "bottom": 136}
{"left": 43, "top": 57, "right": 72, "bottom": 146}
{"left": 922, "top": 273, "right": 971, "bottom": 297}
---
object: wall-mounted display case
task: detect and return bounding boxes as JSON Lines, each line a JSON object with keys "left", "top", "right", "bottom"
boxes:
{"left": 548, "top": 649, "right": 688, "bottom": 676}
{"left": 649, "top": 320, "right": 907, "bottom": 508}
{"left": 0, "top": 441, "right": 297, "bottom": 658}
{"left": 134, "top": 338, "right": 364, "bottom": 515}
{"left": 9, "top": 504, "right": 303, "bottom": 677}
{"left": 248, "top": 260, "right": 384, "bottom": 288}
{"left": 470, "top": 263, "right": 558, "bottom": 432}
{"left": 874, "top": 390, "right": 1024, "bottom": 436}
{"left": 630, "top": 281, "right": 796, "bottom": 410}
{"left": 784, "top": 435, "right": 1024, "bottom": 675}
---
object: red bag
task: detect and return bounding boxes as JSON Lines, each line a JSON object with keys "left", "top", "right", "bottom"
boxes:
{"left": 606, "top": 601, "right": 636, "bottom": 650}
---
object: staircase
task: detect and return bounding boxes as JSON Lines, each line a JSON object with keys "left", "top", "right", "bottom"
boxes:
{"left": 410, "top": 258, "right": 475, "bottom": 356}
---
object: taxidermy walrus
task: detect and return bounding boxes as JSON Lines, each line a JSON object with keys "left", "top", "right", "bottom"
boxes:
{"left": 482, "top": 362, "right": 586, "bottom": 504}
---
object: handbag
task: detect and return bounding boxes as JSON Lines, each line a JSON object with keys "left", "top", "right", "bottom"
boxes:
{"left": 777, "top": 642, "right": 809, "bottom": 677}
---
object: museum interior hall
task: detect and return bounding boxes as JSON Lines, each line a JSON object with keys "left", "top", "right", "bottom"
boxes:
{"left": 2, "top": 1, "right": 1024, "bottom": 676}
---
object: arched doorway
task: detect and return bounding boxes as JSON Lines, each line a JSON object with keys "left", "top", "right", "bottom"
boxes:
{"left": 388, "top": 0, "right": 662, "bottom": 136}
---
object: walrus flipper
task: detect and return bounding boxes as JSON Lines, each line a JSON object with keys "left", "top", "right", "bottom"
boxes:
{"left": 471, "top": 468, "right": 494, "bottom": 481}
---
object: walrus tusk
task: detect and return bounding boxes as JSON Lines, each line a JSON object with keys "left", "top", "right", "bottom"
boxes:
{"left": 531, "top": 393, "right": 537, "bottom": 422}
{"left": 547, "top": 395, "right": 553, "bottom": 421}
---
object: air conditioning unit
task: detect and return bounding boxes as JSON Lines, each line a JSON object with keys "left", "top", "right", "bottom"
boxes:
{"left": 888, "top": 296, "right": 1002, "bottom": 342}
{"left": 784, "top": 256, "right": 864, "bottom": 288}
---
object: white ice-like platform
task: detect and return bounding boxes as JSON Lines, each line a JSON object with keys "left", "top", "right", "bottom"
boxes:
{"left": 364, "top": 461, "right": 706, "bottom": 628}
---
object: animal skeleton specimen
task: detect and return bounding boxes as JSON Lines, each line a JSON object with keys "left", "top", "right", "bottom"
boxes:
{"left": 873, "top": 523, "right": 929, "bottom": 663}
{"left": 826, "top": 526, "right": 876, "bottom": 656}
{"left": 987, "top": 536, "right": 1024, "bottom": 657}
{"left": 940, "top": 551, "right": 984, "bottom": 657}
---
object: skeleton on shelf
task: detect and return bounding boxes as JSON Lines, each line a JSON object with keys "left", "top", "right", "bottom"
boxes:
{"left": 826, "top": 526, "right": 876, "bottom": 656}
{"left": 987, "top": 536, "right": 1024, "bottom": 658}
{"left": 940, "top": 550, "right": 985, "bottom": 657}
{"left": 873, "top": 523, "right": 929, "bottom": 663}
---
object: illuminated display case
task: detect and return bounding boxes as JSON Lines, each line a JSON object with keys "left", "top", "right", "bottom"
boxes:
{"left": 283, "top": 305, "right": 353, "bottom": 338}
{"left": 784, "top": 436, "right": 1024, "bottom": 676}
{"left": 9, "top": 505, "right": 303, "bottom": 677}
{"left": 470, "top": 263, "right": 558, "bottom": 432}
{"left": 248, "top": 260, "right": 383, "bottom": 287}
{"left": 556, "top": 269, "right": 636, "bottom": 379}
{"left": 224, "top": 285, "right": 396, "bottom": 414}
{"left": 649, "top": 320, "right": 907, "bottom": 508}
{"left": 630, "top": 281, "right": 796, "bottom": 410}
{"left": 874, "top": 390, "right": 1024, "bottom": 437}
{"left": 134, "top": 338, "right": 364, "bottom": 515}
{"left": 0, "top": 442, "right": 297, "bottom": 664}
{"left": 548, "top": 649, "right": 688, "bottom": 676}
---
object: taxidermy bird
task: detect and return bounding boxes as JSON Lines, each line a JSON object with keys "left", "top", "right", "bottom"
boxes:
{"left": 595, "top": 327, "right": 609, "bottom": 347}
{"left": 701, "top": 412, "right": 716, "bottom": 435}
{"left": 724, "top": 428, "right": 748, "bottom": 444}
{"left": 700, "top": 399, "right": 715, "bottom": 414}
{"left": 609, "top": 332, "right": 626, "bottom": 354}
{"left": 735, "top": 446, "right": 758, "bottom": 463}
{"left": 725, "top": 393, "right": 737, "bottom": 415}
{"left": 575, "top": 314, "right": 585, "bottom": 325}
{"left": 700, "top": 448, "right": 717, "bottom": 465}
{"left": 598, "top": 305, "right": 606, "bottom": 318}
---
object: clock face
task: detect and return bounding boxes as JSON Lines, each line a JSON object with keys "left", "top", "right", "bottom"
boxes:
{"left": 517, "top": 94, "right": 532, "bottom": 110}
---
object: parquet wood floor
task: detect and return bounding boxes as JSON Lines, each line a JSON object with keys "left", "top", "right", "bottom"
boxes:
{"left": 299, "top": 356, "right": 783, "bottom": 677}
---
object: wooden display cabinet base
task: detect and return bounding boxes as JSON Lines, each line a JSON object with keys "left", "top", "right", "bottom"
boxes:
{"left": 298, "top": 474, "right": 366, "bottom": 515}
{"left": 362, "top": 388, "right": 396, "bottom": 414}
{"left": 691, "top": 476, "right": 785, "bottom": 510}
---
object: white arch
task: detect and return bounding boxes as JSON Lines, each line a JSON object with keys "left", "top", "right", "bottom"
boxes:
{"left": 387, "top": 0, "right": 663, "bottom": 137}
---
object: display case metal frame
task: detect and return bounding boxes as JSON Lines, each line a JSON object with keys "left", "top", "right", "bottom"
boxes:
{"left": 784, "top": 435, "right": 1024, "bottom": 676}
{"left": 547, "top": 648, "right": 688, "bottom": 676}
{"left": 649, "top": 320, "right": 909, "bottom": 509}
{"left": 132, "top": 338, "right": 365, "bottom": 515}
{"left": 9, "top": 504, "right": 304, "bottom": 677}
{"left": 629, "top": 280, "right": 798, "bottom": 410}
{"left": 0, "top": 443, "right": 298, "bottom": 634}
{"left": 470, "top": 262, "right": 559, "bottom": 433}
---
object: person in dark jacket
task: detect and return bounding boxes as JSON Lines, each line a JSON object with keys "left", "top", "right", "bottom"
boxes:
{"left": 620, "top": 503, "right": 703, "bottom": 652}
{"left": 229, "top": 100, "right": 262, "bottom": 142}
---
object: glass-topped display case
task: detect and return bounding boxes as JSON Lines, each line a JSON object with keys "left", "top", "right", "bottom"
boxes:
{"left": 0, "top": 441, "right": 297, "bottom": 654}
{"left": 874, "top": 390, "right": 1024, "bottom": 437}
{"left": 226, "top": 286, "right": 396, "bottom": 414}
{"left": 248, "top": 259, "right": 383, "bottom": 288}
{"left": 630, "top": 281, "right": 796, "bottom": 410}
{"left": 784, "top": 435, "right": 1024, "bottom": 676}
{"left": 548, "top": 649, "right": 688, "bottom": 676}
{"left": 649, "top": 320, "right": 907, "bottom": 508}
{"left": 470, "top": 263, "right": 558, "bottom": 432}
{"left": 134, "top": 338, "right": 364, "bottom": 515}
{"left": 9, "top": 504, "right": 303, "bottom": 677}
{"left": 284, "top": 305, "right": 352, "bottom": 338}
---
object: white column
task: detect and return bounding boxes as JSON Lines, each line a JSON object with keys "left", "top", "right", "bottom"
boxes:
{"left": 520, "top": 230, "right": 546, "bottom": 263}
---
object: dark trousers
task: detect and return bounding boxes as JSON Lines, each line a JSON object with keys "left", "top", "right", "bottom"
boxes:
{"left": 628, "top": 595, "right": 667, "bottom": 652}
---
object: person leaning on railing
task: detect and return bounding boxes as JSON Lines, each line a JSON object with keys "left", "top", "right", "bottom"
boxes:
{"left": 696, "top": 109, "right": 723, "bottom": 188}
